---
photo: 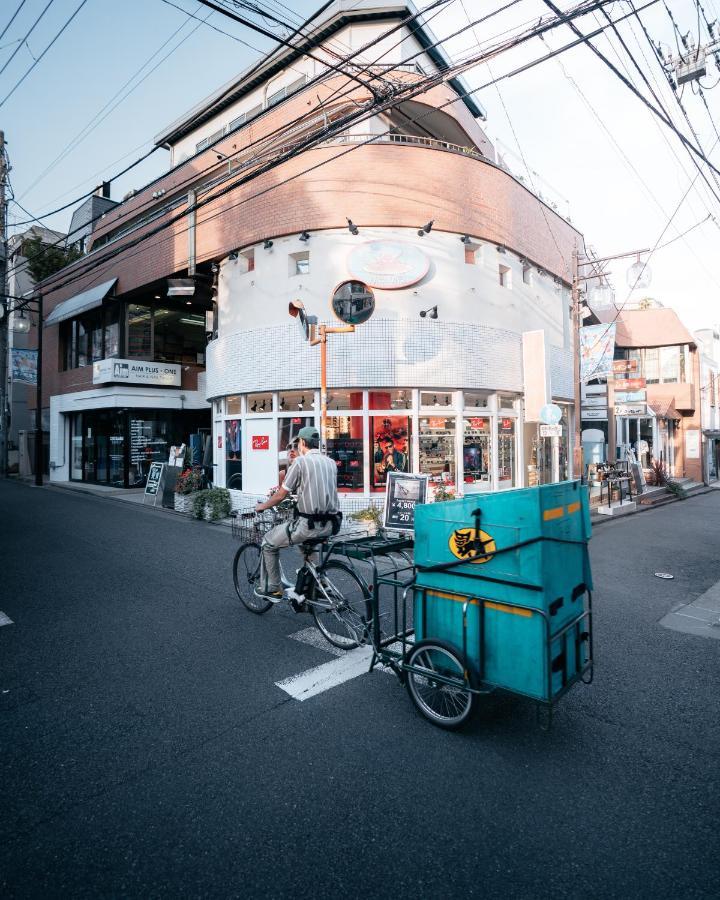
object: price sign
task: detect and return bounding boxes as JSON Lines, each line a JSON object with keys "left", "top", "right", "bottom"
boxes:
{"left": 383, "top": 472, "right": 428, "bottom": 531}
{"left": 540, "top": 424, "right": 562, "bottom": 437}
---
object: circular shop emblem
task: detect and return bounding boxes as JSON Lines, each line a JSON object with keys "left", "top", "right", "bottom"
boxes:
{"left": 448, "top": 528, "right": 496, "bottom": 565}
{"left": 347, "top": 240, "right": 429, "bottom": 290}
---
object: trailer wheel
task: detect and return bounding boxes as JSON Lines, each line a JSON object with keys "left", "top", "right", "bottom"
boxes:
{"left": 405, "top": 640, "right": 475, "bottom": 730}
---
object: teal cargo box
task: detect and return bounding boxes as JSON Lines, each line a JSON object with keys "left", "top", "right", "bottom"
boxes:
{"left": 414, "top": 480, "right": 592, "bottom": 628}
{"left": 414, "top": 586, "right": 591, "bottom": 701}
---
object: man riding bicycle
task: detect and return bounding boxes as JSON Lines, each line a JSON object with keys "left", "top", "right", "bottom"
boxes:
{"left": 255, "top": 426, "right": 341, "bottom": 602}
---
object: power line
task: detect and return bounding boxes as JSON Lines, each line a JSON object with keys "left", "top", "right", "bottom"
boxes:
{"left": 17, "top": 2, "right": 213, "bottom": 201}
{"left": 31, "top": 0, "right": 647, "bottom": 296}
{"left": 0, "top": 0, "right": 30, "bottom": 44}
{"left": 0, "top": 0, "right": 55, "bottom": 79}
{"left": 0, "top": 0, "right": 89, "bottom": 108}
{"left": 10, "top": 0, "right": 453, "bottom": 256}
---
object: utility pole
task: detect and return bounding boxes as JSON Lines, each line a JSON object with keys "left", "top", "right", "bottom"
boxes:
{"left": 571, "top": 248, "right": 583, "bottom": 480}
{"left": 0, "top": 130, "right": 8, "bottom": 478}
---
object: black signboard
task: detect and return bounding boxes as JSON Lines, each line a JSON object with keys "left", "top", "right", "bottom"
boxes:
{"left": 144, "top": 462, "right": 165, "bottom": 503}
{"left": 383, "top": 472, "right": 428, "bottom": 531}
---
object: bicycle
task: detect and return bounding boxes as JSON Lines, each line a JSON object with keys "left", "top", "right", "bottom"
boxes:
{"left": 231, "top": 504, "right": 372, "bottom": 649}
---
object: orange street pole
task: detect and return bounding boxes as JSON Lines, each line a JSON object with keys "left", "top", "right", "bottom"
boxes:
{"left": 311, "top": 323, "right": 354, "bottom": 452}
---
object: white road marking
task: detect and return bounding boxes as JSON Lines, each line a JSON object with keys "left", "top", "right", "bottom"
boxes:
{"left": 288, "top": 626, "right": 345, "bottom": 657}
{"left": 275, "top": 646, "right": 376, "bottom": 701}
{"left": 0, "top": 612, "right": 13, "bottom": 627}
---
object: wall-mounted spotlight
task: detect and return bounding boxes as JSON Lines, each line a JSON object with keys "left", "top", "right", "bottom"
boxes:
{"left": 263, "top": 239, "right": 274, "bottom": 250}
{"left": 210, "top": 262, "right": 219, "bottom": 274}
{"left": 299, "top": 231, "right": 310, "bottom": 242}
{"left": 279, "top": 397, "right": 285, "bottom": 410}
{"left": 228, "top": 251, "right": 239, "bottom": 261}
{"left": 347, "top": 218, "right": 359, "bottom": 235}
{"left": 216, "top": 151, "right": 229, "bottom": 161}
{"left": 298, "top": 395, "right": 305, "bottom": 411}
{"left": 496, "top": 245, "right": 506, "bottom": 254}
{"left": 419, "top": 305, "right": 438, "bottom": 319}
{"left": 251, "top": 400, "right": 258, "bottom": 412}
{"left": 417, "top": 220, "right": 434, "bottom": 237}
{"left": 460, "top": 234, "right": 472, "bottom": 244}
{"left": 260, "top": 399, "right": 266, "bottom": 411}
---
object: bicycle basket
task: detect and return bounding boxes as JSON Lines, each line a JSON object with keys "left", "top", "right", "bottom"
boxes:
{"left": 231, "top": 504, "right": 295, "bottom": 542}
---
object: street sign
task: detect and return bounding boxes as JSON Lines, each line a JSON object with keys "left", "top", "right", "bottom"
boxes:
{"left": 383, "top": 472, "right": 428, "bottom": 531}
{"left": 540, "top": 424, "right": 563, "bottom": 437}
{"left": 614, "top": 390, "right": 646, "bottom": 403}
{"left": 582, "top": 408, "right": 608, "bottom": 421}
{"left": 539, "top": 403, "right": 562, "bottom": 425}
{"left": 143, "top": 462, "right": 165, "bottom": 507}
{"left": 615, "top": 403, "right": 647, "bottom": 416}
{"left": 614, "top": 377, "right": 646, "bottom": 391}
{"left": 613, "top": 359, "right": 638, "bottom": 374}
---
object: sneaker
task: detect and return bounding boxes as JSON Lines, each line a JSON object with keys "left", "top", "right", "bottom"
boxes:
{"left": 254, "top": 588, "right": 283, "bottom": 603}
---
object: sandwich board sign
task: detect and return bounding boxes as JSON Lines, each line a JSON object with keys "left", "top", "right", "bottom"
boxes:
{"left": 383, "top": 471, "right": 428, "bottom": 531}
{"left": 143, "top": 462, "right": 165, "bottom": 506}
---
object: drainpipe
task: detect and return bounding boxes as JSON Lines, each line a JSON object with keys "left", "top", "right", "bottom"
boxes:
{"left": 187, "top": 190, "right": 196, "bottom": 277}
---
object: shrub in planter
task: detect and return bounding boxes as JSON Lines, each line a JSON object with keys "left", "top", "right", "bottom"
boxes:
{"left": 349, "top": 504, "right": 382, "bottom": 534}
{"left": 432, "top": 484, "right": 456, "bottom": 502}
{"left": 191, "top": 488, "right": 232, "bottom": 521}
{"left": 175, "top": 467, "right": 204, "bottom": 495}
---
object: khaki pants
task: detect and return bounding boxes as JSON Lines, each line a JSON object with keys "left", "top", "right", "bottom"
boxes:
{"left": 260, "top": 517, "right": 333, "bottom": 593}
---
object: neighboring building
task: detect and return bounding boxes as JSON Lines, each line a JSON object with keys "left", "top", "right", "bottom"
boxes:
{"left": 67, "top": 184, "right": 118, "bottom": 253}
{"left": 6, "top": 225, "right": 65, "bottom": 473}
{"left": 39, "top": 0, "right": 584, "bottom": 496}
{"left": 694, "top": 326, "right": 720, "bottom": 482}
{"left": 612, "top": 308, "right": 702, "bottom": 481}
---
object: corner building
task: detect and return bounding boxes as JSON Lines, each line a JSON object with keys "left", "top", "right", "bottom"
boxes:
{"left": 40, "top": 0, "right": 583, "bottom": 496}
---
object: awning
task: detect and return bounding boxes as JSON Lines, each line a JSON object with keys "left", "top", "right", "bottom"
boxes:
{"left": 648, "top": 398, "right": 681, "bottom": 421}
{"left": 704, "top": 430, "right": 720, "bottom": 439}
{"left": 44, "top": 278, "right": 117, "bottom": 326}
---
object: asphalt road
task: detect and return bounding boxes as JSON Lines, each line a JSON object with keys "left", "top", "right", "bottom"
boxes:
{"left": 1, "top": 480, "right": 719, "bottom": 899}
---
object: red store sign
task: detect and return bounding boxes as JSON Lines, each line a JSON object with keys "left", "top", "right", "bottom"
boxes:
{"left": 252, "top": 435, "right": 270, "bottom": 450}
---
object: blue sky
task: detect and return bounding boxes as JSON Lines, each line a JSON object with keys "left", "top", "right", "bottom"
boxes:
{"left": 3, "top": 0, "right": 720, "bottom": 329}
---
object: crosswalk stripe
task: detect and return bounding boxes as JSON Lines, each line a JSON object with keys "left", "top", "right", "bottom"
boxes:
{"left": 0, "top": 612, "right": 13, "bottom": 627}
{"left": 275, "top": 646, "right": 376, "bottom": 701}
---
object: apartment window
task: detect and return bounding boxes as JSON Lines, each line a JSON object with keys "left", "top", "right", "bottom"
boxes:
{"left": 644, "top": 348, "right": 660, "bottom": 383}
{"left": 660, "top": 346, "right": 680, "bottom": 383}
{"left": 61, "top": 303, "right": 121, "bottom": 370}
{"left": 289, "top": 250, "right": 309, "bottom": 276}
{"left": 499, "top": 264, "right": 512, "bottom": 288}
{"left": 240, "top": 249, "right": 254, "bottom": 273}
{"left": 522, "top": 264, "right": 533, "bottom": 286}
{"left": 464, "top": 242, "right": 481, "bottom": 265}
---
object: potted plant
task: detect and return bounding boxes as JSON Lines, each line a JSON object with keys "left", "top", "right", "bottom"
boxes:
{"left": 432, "top": 484, "right": 457, "bottom": 502}
{"left": 349, "top": 504, "right": 382, "bottom": 537}
{"left": 174, "top": 467, "right": 204, "bottom": 513}
{"left": 191, "top": 487, "right": 232, "bottom": 522}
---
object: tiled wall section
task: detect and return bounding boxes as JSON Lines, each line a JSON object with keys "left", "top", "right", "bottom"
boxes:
{"left": 206, "top": 318, "right": 573, "bottom": 399}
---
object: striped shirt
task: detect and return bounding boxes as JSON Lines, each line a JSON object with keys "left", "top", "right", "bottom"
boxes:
{"left": 283, "top": 450, "right": 339, "bottom": 515}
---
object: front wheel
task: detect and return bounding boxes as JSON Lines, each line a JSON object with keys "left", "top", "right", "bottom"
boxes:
{"left": 405, "top": 640, "right": 475, "bottom": 730}
{"left": 233, "top": 543, "right": 272, "bottom": 614}
{"left": 311, "top": 560, "right": 372, "bottom": 650}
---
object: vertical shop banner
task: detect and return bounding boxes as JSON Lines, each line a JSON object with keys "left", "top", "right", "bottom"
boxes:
{"left": 580, "top": 324, "right": 616, "bottom": 381}
{"left": 10, "top": 348, "right": 38, "bottom": 385}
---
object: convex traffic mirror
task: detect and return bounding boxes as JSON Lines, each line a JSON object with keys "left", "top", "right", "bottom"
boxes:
{"left": 331, "top": 280, "right": 375, "bottom": 326}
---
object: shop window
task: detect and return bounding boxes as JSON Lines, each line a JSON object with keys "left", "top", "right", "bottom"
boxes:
{"left": 371, "top": 415, "right": 411, "bottom": 491}
{"left": 420, "top": 391, "right": 453, "bottom": 408}
{"left": 70, "top": 413, "right": 83, "bottom": 480}
{"left": 369, "top": 390, "right": 412, "bottom": 410}
{"left": 499, "top": 395, "right": 516, "bottom": 410}
{"left": 247, "top": 392, "right": 272, "bottom": 413}
{"left": 499, "top": 264, "right": 512, "bottom": 289}
{"left": 278, "top": 391, "right": 313, "bottom": 412}
{"left": 128, "top": 304, "right": 152, "bottom": 358}
{"left": 129, "top": 416, "right": 169, "bottom": 487}
{"left": 328, "top": 390, "right": 364, "bottom": 411}
{"left": 154, "top": 308, "right": 206, "bottom": 364}
{"left": 419, "top": 416, "right": 456, "bottom": 489}
{"left": 226, "top": 396, "right": 241, "bottom": 415}
{"left": 289, "top": 251, "right": 310, "bottom": 276}
{"left": 463, "top": 417, "right": 491, "bottom": 486}
{"left": 279, "top": 416, "right": 313, "bottom": 487}
{"left": 103, "top": 303, "right": 120, "bottom": 358}
{"left": 498, "top": 417, "right": 516, "bottom": 487}
{"left": 464, "top": 391, "right": 489, "bottom": 409}
{"left": 225, "top": 419, "right": 242, "bottom": 489}
{"left": 327, "top": 415, "right": 365, "bottom": 492}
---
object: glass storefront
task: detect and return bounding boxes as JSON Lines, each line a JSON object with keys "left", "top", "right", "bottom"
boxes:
{"left": 463, "top": 416, "right": 491, "bottom": 490}
{"left": 327, "top": 415, "right": 364, "bottom": 491}
{"left": 225, "top": 419, "right": 242, "bottom": 488}
{"left": 419, "top": 416, "right": 456, "bottom": 489}
{"left": 279, "top": 416, "right": 313, "bottom": 487}
{"left": 70, "top": 409, "right": 210, "bottom": 488}
{"left": 371, "top": 415, "right": 411, "bottom": 491}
